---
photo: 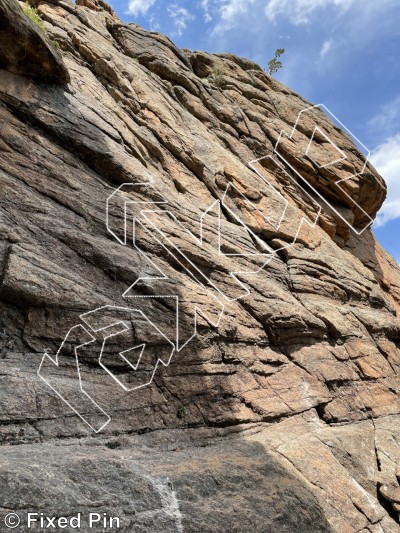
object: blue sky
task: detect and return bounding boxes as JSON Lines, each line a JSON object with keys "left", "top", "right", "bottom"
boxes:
{"left": 110, "top": 0, "right": 400, "bottom": 261}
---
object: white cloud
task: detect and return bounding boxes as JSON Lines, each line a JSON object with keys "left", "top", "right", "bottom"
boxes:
{"left": 167, "top": 4, "right": 195, "bottom": 37}
{"left": 320, "top": 38, "right": 334, "bottom": 58}
{"left": 264, "top": 0, "right": 355, "bottom": 24}
{"left": 201, "top": 0, "right": 395, "bottom": 38}
{"left": 370, "top": 133, "right": 400, "bottom": 227}
{"left": 200, "top": 0, "right": 213, "bottom": 23}
{"left": 368, "top": 95, "right": 400, "bottom": 139}
{"left": 212, "top": 0, "right": 257, "bottom": 34}
{"left": 148, "top": 13, "right": 161, "bottom": 31}
{"left": 127, "top": 0, "right": 157, "bottom": 16}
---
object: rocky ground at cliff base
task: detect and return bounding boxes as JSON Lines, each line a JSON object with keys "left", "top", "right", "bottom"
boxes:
{"left": 1, "top": 0, "right": 400, "bottom": 531}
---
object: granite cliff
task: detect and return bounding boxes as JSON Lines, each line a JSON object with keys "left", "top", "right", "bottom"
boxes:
{"left": 1, "top": 0, "right": 400, "bottom": 531}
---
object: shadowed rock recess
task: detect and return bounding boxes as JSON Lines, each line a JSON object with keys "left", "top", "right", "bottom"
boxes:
{"left": 1, "top": 0, "right": 400, "bottom": 531}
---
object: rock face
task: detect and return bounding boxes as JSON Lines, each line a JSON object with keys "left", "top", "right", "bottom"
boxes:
{"left": 0, "top": 0, "right": 400, "bottom": 531}
{"left": 0, "top": 0, "right": 70, "bottom": 83}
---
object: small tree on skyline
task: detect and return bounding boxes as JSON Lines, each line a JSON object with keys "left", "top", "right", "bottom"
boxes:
{"left": 267, "top": 48, "right": 285, "bottom": 75}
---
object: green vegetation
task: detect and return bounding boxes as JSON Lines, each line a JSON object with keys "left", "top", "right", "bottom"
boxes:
{"left": 210, "top": 66, "right": 224, "bottom": 89}
{"left": 129, "top": 53, "right": 139, "bottom": 63}
{"left": 177, "top": 405, "right": 187, "bottom": 425}
{"left": 267, "top": 48, "right": 285, "bottom": 76}
{"left": 22, "top": 2, "right": 47, "bottom": 34}
{"left": 22, "top": 3, "right": 62, "bottom": 54}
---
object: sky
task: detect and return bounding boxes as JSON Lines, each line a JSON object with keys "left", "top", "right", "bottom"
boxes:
{"left": 110, "top": 0, "right": 400, "bottom": 261}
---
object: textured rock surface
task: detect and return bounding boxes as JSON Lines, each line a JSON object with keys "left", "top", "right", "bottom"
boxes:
{"left": 0, "top": 0, "right": 400, "bottom": 531}
{"left": 0, "top": 0, "right": 70, "bottom": 83}
{"left": 0, "top": 431, "right": 333, "bottom": 532}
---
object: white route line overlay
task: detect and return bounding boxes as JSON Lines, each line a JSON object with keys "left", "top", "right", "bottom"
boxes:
{"left": 37, "top": 306, "right": 175, "bottom": 432}
{"left": 274, "top": 103, "right": 382, "bottom": 235}
{"left": 37, "top": 103, "right": 373, "bottom": 433}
